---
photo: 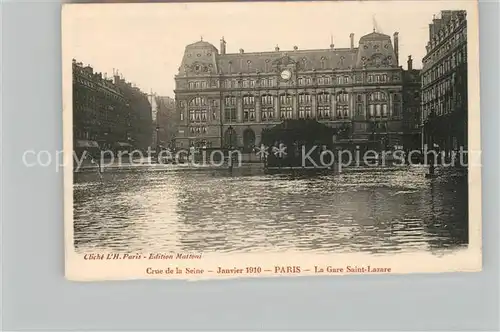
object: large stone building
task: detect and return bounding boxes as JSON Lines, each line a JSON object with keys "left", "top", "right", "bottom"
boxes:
{"left": 72, "top": 59, "right": 153, "bottom": 153}
{"left": 174, "top": 30, "right": 407, "bottom": 150}
{"left": 421, "top": 10, "right": 467, "bottom": 155}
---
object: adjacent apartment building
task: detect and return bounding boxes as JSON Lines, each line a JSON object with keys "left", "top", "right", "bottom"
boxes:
{"left": 72, "top": 60, "right": 153, "bottom": 153}
{"left": 421, "top": 10, "right": 468, "bottom": 155}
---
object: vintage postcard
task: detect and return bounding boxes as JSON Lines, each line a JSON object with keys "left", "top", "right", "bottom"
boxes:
{"left": 62, "top": 0, "right": 482, "bottom": 281}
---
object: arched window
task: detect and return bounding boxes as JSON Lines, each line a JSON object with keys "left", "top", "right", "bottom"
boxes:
{"left": 298, "top": 93, "right": 312, "bottom": 119}
{"left": 260, "top": 94, "right": 274, "bottom": 121}
{"left": 280, "top": 93, "right": 293, "bottom": 119}
{"left": 242, "top": 95, "right": 256, "bottom": 122}
{"left": 368, "top": 91, "right": 388, "bottom": 118}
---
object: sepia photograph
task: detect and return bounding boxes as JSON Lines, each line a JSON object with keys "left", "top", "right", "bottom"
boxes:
{"left": 61, "top": 0, "right": 482, "bottom": 280}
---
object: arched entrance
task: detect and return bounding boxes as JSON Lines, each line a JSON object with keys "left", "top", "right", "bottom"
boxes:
{"left": 224, "top": 127, "right": 237, "bottom": 148}
{"left": 243, "top": 128, "right": 256, "bottom": 151}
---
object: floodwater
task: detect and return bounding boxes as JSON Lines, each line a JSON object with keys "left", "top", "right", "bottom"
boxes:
{"left": 73, "top": 166, "right": 468, "bottom": 254}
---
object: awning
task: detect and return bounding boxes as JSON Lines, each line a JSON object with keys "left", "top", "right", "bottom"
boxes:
{"left": 114, "top": 142, "right": 132, "bottom": 147}
{"left": 76, "top": 140, "right": 99, "bottom": 148}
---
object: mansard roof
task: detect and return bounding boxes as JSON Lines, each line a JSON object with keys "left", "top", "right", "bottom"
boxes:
{"left": 185, "top": 40, "right": 218, "bottom": 51}
{"left": 359, "top": 31, "right": 392, "bottom": 41}
{"left": 216, "top": 48, "right": 358, "bottom": 74}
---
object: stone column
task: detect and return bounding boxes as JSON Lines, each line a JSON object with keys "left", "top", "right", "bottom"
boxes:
{"left": 292, "top": 92, "right": 298, "bottom": 119}
{"left": 275, "top": 93, "right": 280, "bottom": 120}
{"left": 331, "top": 90, "right": 337, "bottom": 120}
{"left": 237, "top": 96, "right": 243, "bottom": 122}
{"left": 349, "top": 91, "right": 355, "bottom": 119}
{"left": 363, "top": 93, "right": 368, "bottom": 119}
{"left": 389, "top": 92, "right": 394, "bottom": 118}
{"left": 311, "top": 92, "right": 317, "bottom": 118}
{"left": 256, "top": 95, "right": 261, "bottom": 123}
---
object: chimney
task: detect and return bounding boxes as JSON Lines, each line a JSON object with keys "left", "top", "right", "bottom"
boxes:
{"left": 407, "top": 55, "right": 413, "bottom": 70}
{"left": 349, "top": 33, "right": 354, "bottom": 49}
{"left": 393, "top": 32, "right": 399, "bottom": 66}
{"left": 220, "top": 37, "right": 226, "bottom": 55}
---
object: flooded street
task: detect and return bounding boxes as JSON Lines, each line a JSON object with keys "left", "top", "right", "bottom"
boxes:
{"left": 73, "top": 166, "right": 468, "bottom": 254}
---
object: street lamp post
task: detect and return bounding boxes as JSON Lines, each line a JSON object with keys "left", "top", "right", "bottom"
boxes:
{"left": 155, "top": 126, "right": 160, "bottom": 163}
{"left": 228, "top": 125, "right": 233, "bottom": 149}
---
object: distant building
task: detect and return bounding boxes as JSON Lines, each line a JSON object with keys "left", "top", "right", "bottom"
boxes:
{"left": 72, "top": 60, "right": 153, "bottom": 152}
{"left": 72, "top": 60, "right": 131, "bottom": 152}
{"left": 402, "top": 55, "right": 422, "bottom": 151}
{"left": 113, "top": 76, "right": 153, "bottom": 151}
{"left": 174, "top": 30, "right": 407, "bottom": 150}
{"left": 155, "top": 96, "right": 177, "bottom": 149}
{"left": 421, "top": 10, "right": 467, "bottom": 155}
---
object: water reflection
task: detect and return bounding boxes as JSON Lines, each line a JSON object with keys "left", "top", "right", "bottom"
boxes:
{"left": 73, "top": 167, "right": 468, "bottom": 254}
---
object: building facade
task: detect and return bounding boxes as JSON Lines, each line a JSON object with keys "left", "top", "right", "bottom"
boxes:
{"left": 113, "top": 76, "right": 153, "bottom": 151}
{"left": 155, "top": 96, "right": 177, "bottom": 149}
{"left": 174, "top": 30, "right": 407, "bottom": 150}
{"left": 402, "top": 55, "right": 422, "bottom": 152}
{"left": 421, "top": 10, "right": 467, "bottom": 155}
{"left": 72, "top": 59, "right": 153, "bottom": 153}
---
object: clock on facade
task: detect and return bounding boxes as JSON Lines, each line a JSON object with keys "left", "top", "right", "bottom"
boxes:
{"left": 280, "top": 69, "right": 291, "bottom": 80}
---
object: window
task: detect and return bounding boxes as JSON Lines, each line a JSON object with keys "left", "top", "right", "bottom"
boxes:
{"left": 336, "top": 105, "right": 349, "bottom": 119}
{"left": 298, "top": 94, "right": 311, "bottom": 104}
{"left": 261, "top": 95, "right": 274, "bottom": 105}
{"left": 224, "top": 108, "right": 236, "bottom": 121}
{"left": 190, "top": 97, "right": 206, "bottom": 106}
{"left": 243, "top": 108, "right": 256, "bottom": 121}
{"left": 225, "top": 96, "right": 236, "bottom": 106}
{"left": 243, "top": 96, "right": 254, "bottom": 105}
{"left": 317, "top": 105, "right": 330, "bottom": 119}
{"left": 298, "top": 106, "right": 312, "bottom": 119}
{"left": 280, "top": 94, "right": 292, "bottom": 105}
{"left": 369, "top": 91, "right": 387, "bottom": 101}
{"left": 337, "top": 92, "right": 348, "bottom": 103}
{"left": 261, "top": 108, "right": 274, "bottom": 121}
{"left": 280, "top": 107, "right": 293, "bottom": 119}
{"left": 298, "top": 77, "right": 304, "bottom": 85}
{"left": 317, "top": 93, "right": 330, "bottom": 104}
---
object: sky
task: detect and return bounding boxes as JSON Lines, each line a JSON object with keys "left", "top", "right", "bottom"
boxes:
{"left": 64, "top": 0, "right": 473, "bottom": 97}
